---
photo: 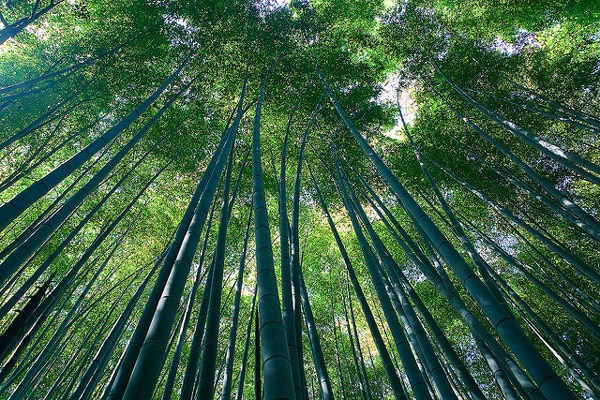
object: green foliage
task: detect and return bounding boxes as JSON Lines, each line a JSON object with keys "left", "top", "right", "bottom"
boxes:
{"left": 0, "top": 0, "right": 599, "bottom": 399}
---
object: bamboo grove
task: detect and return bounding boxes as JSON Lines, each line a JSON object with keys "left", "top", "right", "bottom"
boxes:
{"left": 0, "top": 0, "right": 599, "bottom": 399}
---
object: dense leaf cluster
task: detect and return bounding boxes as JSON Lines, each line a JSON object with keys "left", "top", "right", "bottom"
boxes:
{"left": 0, "top": 1, "right": 599, "bottom": 399}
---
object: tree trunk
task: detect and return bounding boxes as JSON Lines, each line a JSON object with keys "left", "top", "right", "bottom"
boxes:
{"left": 317, "top": 65, "right": 578, "bottom": 400}
{"left": 0, "top": 60, "right": 186, "bottom": 233}
{"left": 251, "top": 70, "right": 296, "bottom": 400}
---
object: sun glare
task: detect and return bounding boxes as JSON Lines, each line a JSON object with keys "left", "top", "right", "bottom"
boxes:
{"left": 379, "top": 72, "right": 416, "bottom": 141}
{"left": 255, "top": 0, "right": 289, "bottom": 16}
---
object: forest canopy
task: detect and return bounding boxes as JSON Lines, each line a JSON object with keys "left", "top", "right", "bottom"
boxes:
{"left": 0, "top": 0, "right": 599, "bottom": 399}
